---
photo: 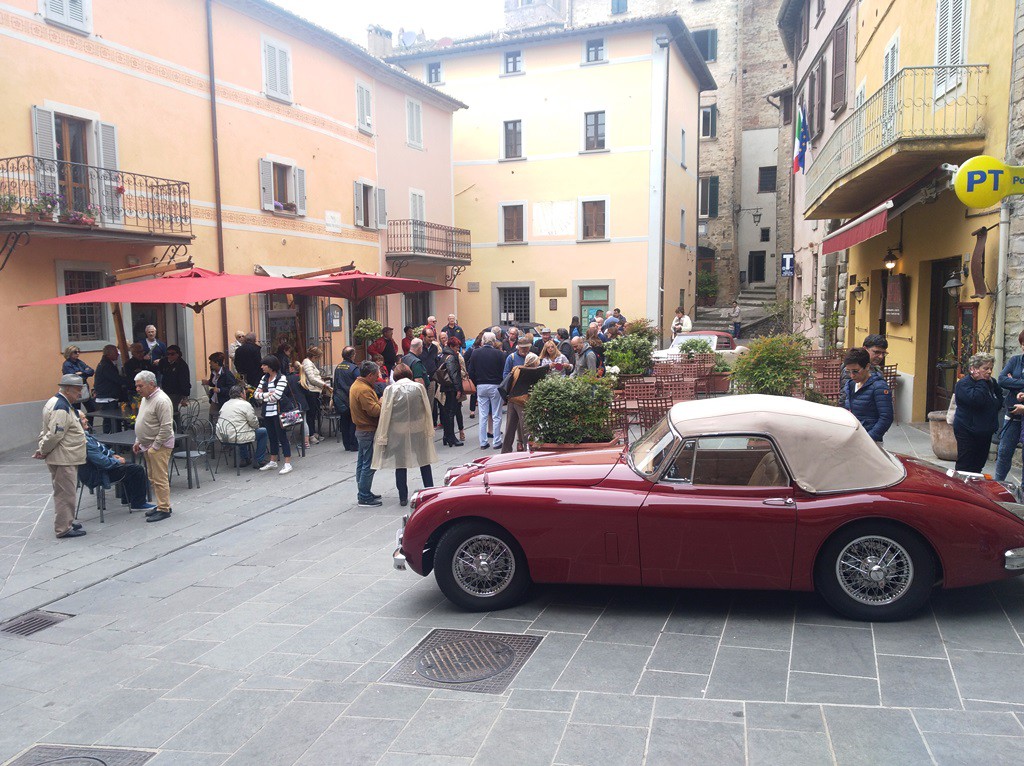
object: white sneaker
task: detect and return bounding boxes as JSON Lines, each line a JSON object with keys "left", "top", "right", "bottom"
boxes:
{"left": 259, "top": 461, "right": 278, "bottom": 471}
{"left": 279, "top": 463, "right": 293, "bottom": 475}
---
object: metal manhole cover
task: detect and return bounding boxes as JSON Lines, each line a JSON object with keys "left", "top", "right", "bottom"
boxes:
{"left": 0, "top": 611, "right": 73, "bottom": 637}
{"left": 380, "top": 629, "right": 543, "bottom": 695}
{"left": 4, "top": 744, "right": 156, "bottom": 766}
{"left": 417, "top": 636, "right": 516, "bottom": 683}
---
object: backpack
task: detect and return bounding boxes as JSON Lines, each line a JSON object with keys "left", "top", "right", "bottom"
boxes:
{"left": 432, "top": 361, "right": 451, "bottom": 388}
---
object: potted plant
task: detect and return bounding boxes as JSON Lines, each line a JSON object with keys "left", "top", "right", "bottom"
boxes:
{"left": 524, "top": 372, "right": 620, "bottom": 452}
{"left": 0, "top": 193, "right": 21, "bottom": 220}
{"left": 27, "top": 192, "right": 62, "bottom": 221}
{"left": 676, "top": 337, "right": 714, "bottom": 359}
{"left": 731, "top": 334, "right": 811, "bottom": 397}
{"left": 604, "top": 333, "right": 655, "bottom": 376}
{"left": 353, "top": 317, "right": 383, "bottom": 352}
{"left": 696, "top": 271, "right": 718, "bottom": 307}
{"left": 702, "top": 353, "right": 733, "bottom": 394}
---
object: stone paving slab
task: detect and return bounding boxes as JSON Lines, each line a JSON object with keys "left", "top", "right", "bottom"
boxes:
{"left": 3, "top": 421, "right": 1024, "bottom": 763}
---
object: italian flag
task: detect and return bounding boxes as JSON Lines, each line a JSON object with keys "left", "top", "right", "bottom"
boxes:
{"left": 793, "top": 104, "right": 809, "bottom": 174}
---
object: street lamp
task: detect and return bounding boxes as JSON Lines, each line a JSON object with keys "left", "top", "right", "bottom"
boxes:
{"left": 850, "top": 281, "right": 868, "bottom": 303}
{"left": 883, "top": 248, "right": 899, "bottom": 270}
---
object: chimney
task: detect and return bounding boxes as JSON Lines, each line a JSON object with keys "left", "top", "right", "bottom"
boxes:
{"left": 367, "top": 25, "right": 393, "bottom": 58}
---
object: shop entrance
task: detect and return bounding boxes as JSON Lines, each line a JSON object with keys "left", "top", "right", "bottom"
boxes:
{"left": 926, "top": 257, "right": 967, "bottom": 413}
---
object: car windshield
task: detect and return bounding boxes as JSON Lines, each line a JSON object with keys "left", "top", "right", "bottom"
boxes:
{"left": 628, "top": 416, "right": 678, "bottom": 479}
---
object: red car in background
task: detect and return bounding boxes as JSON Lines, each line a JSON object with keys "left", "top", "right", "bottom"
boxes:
{"left": 394, "top": 395, "right": 1024, "bottom": 621}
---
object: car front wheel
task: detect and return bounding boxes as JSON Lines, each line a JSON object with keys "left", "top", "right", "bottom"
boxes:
{"left": 434, "top": 521, "right": 530, "bottom": 611}
{"left": 815, "top": 521, "right": 936, "bottom": 622}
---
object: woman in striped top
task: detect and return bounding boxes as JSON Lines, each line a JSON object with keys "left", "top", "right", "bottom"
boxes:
{"left": 253, "top": 355, "right": 293, "bottom": 475}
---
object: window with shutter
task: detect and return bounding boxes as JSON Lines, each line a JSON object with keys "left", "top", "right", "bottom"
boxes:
{"left": 406, "top": 98, "right": 423, "bottom": 148}
{"left": 807, "top": 69, "right": 817, "bottom": 137}
{"left": 356, "top": 84, "right": 373, "bottom": 132}
{"left": 832, "top": 22, "right": 848, "bottom": 114}
{"left": 353, "top": 181, "right": 364, "bottom": 226}
{"left": 581, "top": 200, "right": 606, "bottom": 240}
{"left": 504, "top": 120, "right": 523, "bottom": 159}
{"left": 294, "top": 167, "right": 307, "bottom": 216}
{"left": 935, "top": 0, "right": 965, "bottom": 94}
{"left": 263, "top": 38, "right": 292, "bottom": 103}
{"left": 260, "top": 157, "right": 304, "bottom": 214}
{"left": 708, "top": 176, "right": 719, "bottom": 219}
{"left": 800, "top": 1, "right": 809, "bottom": 53}
{"left": 815, "top": 59, "right": 827, "bottom": 134}
{"left": 700, "top": 106, "right": 717, "bottom": 138}
{"left": 97, "top": 122, "right": 122, "bottom": 224}
{"left": 502, "top": 204, "right": 524, "bottom": 243}
{"left": 693, "top": 30, "right": 718, "bottom": 62}
{"left": 31, "top": 106, "right": 59, "bottom": 198}
{"left": 46, "top": 0, "right": 90, "bottom": 33}
{"left": 376, "top": 188, "right": 387, "bottom": 229}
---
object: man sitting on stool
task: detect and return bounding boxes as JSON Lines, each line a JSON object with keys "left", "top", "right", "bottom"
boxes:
{"left": 78, "top": 429, "right": 156, "bottom": 512}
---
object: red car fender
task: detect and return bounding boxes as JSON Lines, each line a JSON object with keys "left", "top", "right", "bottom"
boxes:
{"left": 402, "top": 484, "right": 644, "bottom": 585}
{"left": 791, "top": 490, "right": 1024, "bottom": 591}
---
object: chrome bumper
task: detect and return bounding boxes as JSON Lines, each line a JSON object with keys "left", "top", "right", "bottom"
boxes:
{"left": 1005, "top": 547, "right": 1024, "bottom": 570}
{"left": 393, "top": 547, "right": 407, "bottom": 570}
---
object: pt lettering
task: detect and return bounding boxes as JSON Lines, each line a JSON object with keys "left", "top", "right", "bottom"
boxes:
{"left": 966, "top": 170, "right": 986, "bottom": 192}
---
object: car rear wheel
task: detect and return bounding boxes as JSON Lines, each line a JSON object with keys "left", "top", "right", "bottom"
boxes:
{"left": 434, "top": 521, "right": 530, "bottom": 611}
{"left": 815, "top": 521, "right": 935, "bottom": 622}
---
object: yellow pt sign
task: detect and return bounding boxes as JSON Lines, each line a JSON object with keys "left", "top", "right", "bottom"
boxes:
{"left": 954, "top": 155, "right": 1024, "bottom": 209}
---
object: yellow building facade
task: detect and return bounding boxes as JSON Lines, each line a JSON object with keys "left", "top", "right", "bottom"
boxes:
{"left": 388, "top": 16, "right": 714, "bottom": 340}
{"left": 0, "top": 0, "right": 464, "bottom": 444}
{"left": 801, "top": 0, "right": 1014, "bottom": 421}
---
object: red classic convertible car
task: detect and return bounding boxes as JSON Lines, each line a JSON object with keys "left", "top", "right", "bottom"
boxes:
{"left": 393, "top": 395, "right": 1024, "bottom": 621}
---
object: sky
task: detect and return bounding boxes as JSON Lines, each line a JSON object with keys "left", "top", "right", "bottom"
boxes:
{"left": 274, "top": 0, "right": 505, "bottom": 49}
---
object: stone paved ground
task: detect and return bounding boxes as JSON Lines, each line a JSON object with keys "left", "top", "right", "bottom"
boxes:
{"left": 1, "top": 420, "right": 1023, "bottom": 765}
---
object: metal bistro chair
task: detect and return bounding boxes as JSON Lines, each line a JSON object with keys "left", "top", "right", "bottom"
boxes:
{"left": 636, "top": 396, "right": 673, "bottom": 431}
{"left": 170, "top": 419, "right": 216, "bottom": 487}
{"left": 215, "top": 420, "right": 256, "bottom": 476}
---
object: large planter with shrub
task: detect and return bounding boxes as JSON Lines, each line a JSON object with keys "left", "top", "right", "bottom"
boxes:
{"left": 603, "top": 333, "right": 654, "bottom": 376}
{"left": 730, "top": 334, "right": 811, "bottom": 396}
{"left": 696, "top": 272, "right": 718, "bottom": 308}
{"left": 524, "top": 372, "right": 621, "bottom": 453}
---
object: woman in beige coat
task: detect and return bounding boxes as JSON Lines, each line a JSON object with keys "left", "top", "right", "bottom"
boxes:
{"left": 371, "top": 363, "right": 438, "bottom": 506}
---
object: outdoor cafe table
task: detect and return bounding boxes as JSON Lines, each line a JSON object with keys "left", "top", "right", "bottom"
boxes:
{"left": 94, "top": 429, "right": 195, "bottom": 489}
{"left": 89, "top": 410, "right": 133, "bottom": 433}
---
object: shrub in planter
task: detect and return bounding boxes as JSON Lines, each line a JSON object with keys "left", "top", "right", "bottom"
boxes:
{"left": 604, "top": 333, "right": 655, "bottom": 375}
{"left": 731, "top": 334, "right": 811, "bottom": 396}
{"left": 524, "top": 372, "right": 616, "bottom": 445}
{"left": 623, "top": 317, "right": 660, "bottom": 342}
{"left": 676, "top": 338, "right": 714, "bottom": 359}
{"left": 696, "top": 271, "right": 718, "bottom": 300}
{"left": 353, "top": 318, "right": 383, "bottom": 346}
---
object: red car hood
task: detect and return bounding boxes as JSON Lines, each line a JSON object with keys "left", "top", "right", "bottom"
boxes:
{"left": 457, "top": 448, "right": 626, "bottom": 488}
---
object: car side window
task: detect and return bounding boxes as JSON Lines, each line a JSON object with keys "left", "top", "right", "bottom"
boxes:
{"left": 691, "top": 436, "right": 788, "bottom": 487}
{"left": 664, "top": 439, "right": 696, "bottom": 481}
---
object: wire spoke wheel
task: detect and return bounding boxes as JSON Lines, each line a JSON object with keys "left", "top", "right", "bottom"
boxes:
{"left": 835, "top": 535, "right": 914, "bottom": 606}
{"left": 451, "top": 534, "right": 516, "bottom": 598}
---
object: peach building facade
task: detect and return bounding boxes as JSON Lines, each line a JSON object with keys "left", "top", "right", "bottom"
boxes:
{"left": 0, "top": 0, "right": 464, "bottom": 445}
{"left": 387, "top": 15, "right": 715, "bottom": 341}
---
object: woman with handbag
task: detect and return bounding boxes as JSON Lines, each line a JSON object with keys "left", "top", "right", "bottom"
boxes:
{"left": 252, "top": 355, "right": 294, "bottom": 475}
{"left": 438, "top": 337, "right": 465, "bottom": 447}
{"left": 300, "top": 348, "right": 328, "bottom": 444}
{"left": 288, "top": 361, "right": 311, "bottom": 450}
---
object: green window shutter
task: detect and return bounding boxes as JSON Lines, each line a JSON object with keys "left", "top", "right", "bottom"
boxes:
{"left": 708, "top": 176, "right": 719, "bottom": 218}
{"left": 710, "top": 105, "right": 717, "bottom": 138}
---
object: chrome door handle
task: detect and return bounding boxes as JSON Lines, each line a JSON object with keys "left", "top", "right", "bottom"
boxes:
{"left": 762, "top": 497, "right": 795, "bottom": 506}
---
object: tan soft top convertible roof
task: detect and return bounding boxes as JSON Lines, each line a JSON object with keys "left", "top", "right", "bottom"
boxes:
{"left": 668, "top": 395, "right": 906, "bottom": 494}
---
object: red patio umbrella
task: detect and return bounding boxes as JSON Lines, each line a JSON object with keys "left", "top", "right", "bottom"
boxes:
{"left": 19, "top": 267, "right": 339, "bottom": 313}
{"left": 287, "top": 269, "right": 457, "bottom": 302}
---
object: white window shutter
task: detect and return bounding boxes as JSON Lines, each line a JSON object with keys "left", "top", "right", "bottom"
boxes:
{"left": 97, "top": 122, "right": 122, "bottom": 224}
{"left": 264, "top": 41, "right": 279, "bottom": 97}
{"left": 414, "top": 103, "right": 423, "bottom": 145}
{"left": 947, "top": 0, "right": 965, "bottom": 90}
{"left": 259, "top": 159, "right": 274, "bottom": 211}
{"left": 406, "top": 101, "right": 415, "bottom": 144}
{"left": 277, "top": 47, "right": 291, "bottom": 100}
{"left": 363, "top": 87, "right": 373, "bottom": 128}
{"left": 294, "top": 167, "right": 307, "bottom": 216}
{"left": 353, "top": 181, "right": 364, "bottom": 226}
{"left": 376, "top": 188, "right": 387, "bottom": 229}
{"left": 31, "top": 106, "right": 59, "bottom": 198}
{"left": 46, "top": 0, "right": 69, "bottom": 24}
{"left": 357, "top": 86, "right": 366, "bottom": 128}
{"left": 67, "top": 0, "right": 86, "bottom": 26}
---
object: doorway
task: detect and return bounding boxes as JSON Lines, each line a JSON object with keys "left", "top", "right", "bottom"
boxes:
{"left": 54, "top": 113, "right": 90, "bottom": 214}
{"left": 747, "top": 251, "right": 766, "bottom": 283}
{"left": 926, "top": 257, "right": 964, "bottom": 413}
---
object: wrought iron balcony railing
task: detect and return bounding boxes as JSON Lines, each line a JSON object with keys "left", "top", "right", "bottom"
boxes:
{"left": 386, "top": 219, "right": 471, "bottom": 262}
{"left": 0, "top": 155, "right": 192, "bottom": 237}
{"left": 805, "top": 65, "right": 987, "bottom": 208}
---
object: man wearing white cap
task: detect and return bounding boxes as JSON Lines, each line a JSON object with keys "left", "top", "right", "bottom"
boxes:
{"left": 34, "top": 374, "right": 88, "bottom": 538}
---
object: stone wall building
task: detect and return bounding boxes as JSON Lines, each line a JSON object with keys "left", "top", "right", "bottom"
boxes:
{"left": 1004, "top": 0, "right": 1024, "bottom": 360}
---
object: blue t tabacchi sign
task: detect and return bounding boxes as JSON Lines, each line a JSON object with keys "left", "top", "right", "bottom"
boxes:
{"left": 781, "top": 252, "right": 795, "bottom": 278}
{"left": 953, "top": 155, "right": 1024, "bottom": 208}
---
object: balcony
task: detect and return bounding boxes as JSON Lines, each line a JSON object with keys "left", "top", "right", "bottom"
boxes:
{"left": 385, "top": 219, "right": 472, "bottom": 279}
{"left": 0, "top": 155, "right": 193, "bottom": 245}
{"left": 805, "top": 65, "right": 987, "bottom": 218}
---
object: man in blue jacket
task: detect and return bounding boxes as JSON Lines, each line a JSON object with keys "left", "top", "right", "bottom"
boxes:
{"left": 842, "top": 347, "right": 893, "bottom": 443}
{"left": 78, "top": 430, "right": 155, "bottom": 512}
{"left": 996, "top": 330, "right": 1024, "bottom": 481}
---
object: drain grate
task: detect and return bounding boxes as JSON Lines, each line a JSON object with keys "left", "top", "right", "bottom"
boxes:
{"left": 380, "top": 629, "right": 542, "bottom": 695}
{"left": 0, "top": 611, "right": 73, "bottom": 637}
{"left": 4, "top": 744, "right": 156, "bottom": 766}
